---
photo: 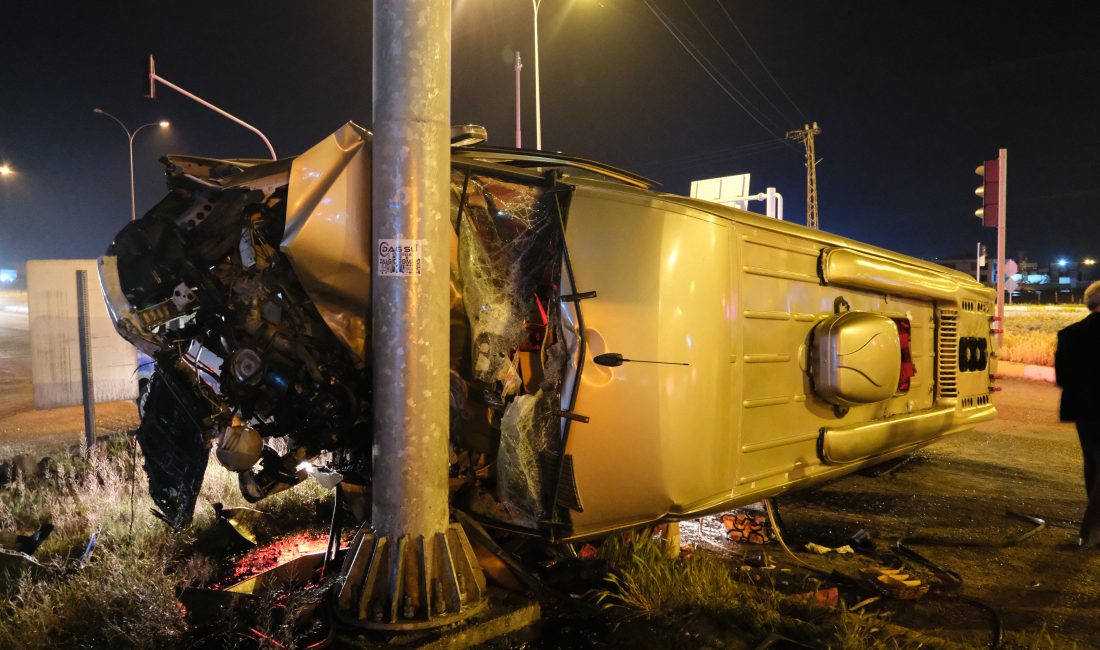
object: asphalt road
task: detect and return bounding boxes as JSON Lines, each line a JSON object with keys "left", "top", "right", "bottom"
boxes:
{"left": 0, "top": 291, "right": 138, "bottom": 458}
{"left": 776, "top": 377, "right": 1100, "bottom": 647}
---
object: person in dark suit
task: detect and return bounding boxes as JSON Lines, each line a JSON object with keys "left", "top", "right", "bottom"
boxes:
{"left": 1055, "top": 280, "right": 1100, "bottom": 548}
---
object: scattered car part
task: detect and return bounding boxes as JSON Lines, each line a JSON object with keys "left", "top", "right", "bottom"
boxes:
{"left": 0, "top": 522, "right": 53, "bottom": 555}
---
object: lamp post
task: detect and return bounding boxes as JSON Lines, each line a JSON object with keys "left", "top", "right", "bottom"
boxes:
{"left": 93, "top": 108, "right": 169, "bottom": 222}
{"left": 531, "top": 0, "right": 542, "bottom": 150}
{"left": 146, "top": 55, "right": 276, "bottom": 160}
{"left": 0, "top": 164, "right": 11, "bottom": 222}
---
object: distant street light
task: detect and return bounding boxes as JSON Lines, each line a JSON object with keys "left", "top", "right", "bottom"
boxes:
{"left": 1084, "top": 258, "right": 1096, "bottom": 266}
{"left": 93, "top": 108, "right": 170, "bottom": 222}
{"left": 0, "top": 164, "right": 12, "bottom": 176}
{"left": 1058, "top": 258, "right": 1069, "bottom": 268}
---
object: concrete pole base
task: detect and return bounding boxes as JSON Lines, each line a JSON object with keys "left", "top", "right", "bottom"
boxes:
{"left": 336, "top": 522, "right": 488, "bottom": 630}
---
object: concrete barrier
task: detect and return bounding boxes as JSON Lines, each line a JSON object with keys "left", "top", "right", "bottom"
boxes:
{"left": 26, "top": 260, "right": 137, "bottom": 409}
{"left": 996, "top": 360, "right": 1056, "bottom": 383}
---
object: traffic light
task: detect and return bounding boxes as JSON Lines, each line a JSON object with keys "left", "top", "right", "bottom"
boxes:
{"left": 144, "top": 54, "right": 156, "bottom": 99}
{"left": 974, "top": 159, "right": 1000, "bottom": 227}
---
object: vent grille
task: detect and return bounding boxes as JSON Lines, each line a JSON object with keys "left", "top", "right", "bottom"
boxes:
{"left": 961, "top": 300, "right": 991, "bottom": 313}
{"left": 937, "top": 309, "right": 959, "bottom": 399}
{"left": 961, "top": 394, "right": 991, "bottom": 409}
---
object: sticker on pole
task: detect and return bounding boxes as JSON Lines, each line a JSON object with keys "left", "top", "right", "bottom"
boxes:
{"left": 377, "top": 239, "right": 424, "bottom": 277}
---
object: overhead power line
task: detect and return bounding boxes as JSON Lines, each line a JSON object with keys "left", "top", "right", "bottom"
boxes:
{"left": 633, "top": 139, "right": 790, "bottom": 173}
{"left": 680, "top": 0, "right": 795, "bottom": 129}
{"left": 641, "top": 0, "right": 790, "bottom": 143}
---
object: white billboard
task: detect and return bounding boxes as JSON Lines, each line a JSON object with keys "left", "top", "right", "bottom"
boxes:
{"left": 27, "top": 260, "right": 138, "bottom": 409}
{"left": 689, "top": 173, "right": 751, "bottom": 210}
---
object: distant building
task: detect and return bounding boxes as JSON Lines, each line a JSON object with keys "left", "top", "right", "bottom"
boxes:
{"left": 0, "top": 261, "right": 25, "bottom": 289}
{"left": 930, "top": 252, "right": 1098, "bottom": 303}
{"left": 931, "top": 251, "right": 981, "bottom": 281}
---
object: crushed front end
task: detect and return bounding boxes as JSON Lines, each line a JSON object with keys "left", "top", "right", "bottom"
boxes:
{"left": 99, "top": 123, "right": 579, "bottom": 537}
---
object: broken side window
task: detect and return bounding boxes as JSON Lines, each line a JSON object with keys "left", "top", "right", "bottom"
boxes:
{"left": 449, "top": 169, "right": 566, "bottom": 527}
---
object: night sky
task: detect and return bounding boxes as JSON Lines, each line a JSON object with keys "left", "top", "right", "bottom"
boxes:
{"left": 1, "top": 1, "right": 1097, "bottom": 268}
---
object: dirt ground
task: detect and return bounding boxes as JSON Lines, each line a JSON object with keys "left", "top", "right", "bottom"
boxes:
{"left": 0, "top": 291, "right": 138, "bottom": 459}
{"left": 769, "top": 377, "right": 1100, "bottom": 647}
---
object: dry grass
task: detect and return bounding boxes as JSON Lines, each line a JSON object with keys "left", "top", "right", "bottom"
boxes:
{"left": 0, "top": 436, "right": 331, "bottom": 649}
{"left": 1000, "top": 305, "right": 1086, "bottom": 366}
{"left": 0, "top": 439, "right": 187, "bottom": 648}
{"left": 999, "top": 626, "right": 1076, "bottom": 650}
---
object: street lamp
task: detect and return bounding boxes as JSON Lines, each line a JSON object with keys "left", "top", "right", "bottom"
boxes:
{"left": 93, "top": 108, "right": 170, "bottom": 222}
{"left": 531, "top": 0, "right": 543, "bottom": 150}
{"left": 0, "top": 164, "right": 12, "bottom": 176}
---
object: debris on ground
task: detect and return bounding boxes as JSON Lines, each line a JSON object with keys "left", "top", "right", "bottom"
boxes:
{"left": 861, "top": 565, "right": 929, "bottom": 600}
{"left": 0, "top": 522, "right": 53, "bottom": 572}
{"left": 0, "top": 547, "right": 44, "bottom": 571}
{"left": 720, "top": 512, "right": 773, "bottom": 544}
{"left": 78, "top": 530, "right": 98, "bottom": 568}
{"left": 0, "top": 521, "right": 53, "bottom": 555}
{"left": 791, "top": 586, "right": 839, "bottom": 608}
{"left": 212, "top": 502, "right": 270, "bottom": 545}
{"left": 803, "top": 542, "right": 854, "bottom": 555}
{"left": 217, "top": 530, "right": 332, "bottom": 588}
{"left": 742, "top": 551, "right": 775, "bottom": 569}
{"left": 577, "top": 543, "right": 598, "bottom": 560}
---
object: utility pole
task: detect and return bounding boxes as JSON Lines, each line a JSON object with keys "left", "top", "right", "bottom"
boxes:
{"left": 335, "top": 0, "right": 486, "bottom": 630}
{"left": 786, "top": 121, "right": 822, "bottom": 229}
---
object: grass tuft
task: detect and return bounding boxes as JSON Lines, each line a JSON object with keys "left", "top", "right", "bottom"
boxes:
{"left": 0, "top": 434, "right": 331, "bottom": 649}
{"left": 591, "top": 531, "right": 963, "bottom": 649}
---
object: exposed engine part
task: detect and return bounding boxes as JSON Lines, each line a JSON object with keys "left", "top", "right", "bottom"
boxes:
{"left": 229, "top": 349, "right": 263, "bottom": 384}
{"left": 238, "top": 446, "right": 310, "bottom": 503}
{"left": 215, "top": 422, "right": 264, "bottom": 471}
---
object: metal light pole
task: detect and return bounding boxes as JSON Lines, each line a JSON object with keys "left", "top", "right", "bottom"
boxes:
{"left": 515, "top": 51, "right": 523, "bottom": 148}
{"left": 76, "top": 270, "right": 96, "bottom": 454}
{"left": 145, "top": 55, "right": 276, "bottom": 160}
{"left": 335, "top": 0, "right": 485, "bottom": 629}
{"left": 93, "top": 108, "right": 169, "bottom": 222}
{"left": 995, "top": 148, "right": 1007, "bottom": 347}
{"left": 532, "top": 0, "right": 543, "bottom": 150}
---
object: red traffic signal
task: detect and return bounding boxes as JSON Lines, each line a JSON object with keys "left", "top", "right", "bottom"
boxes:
{"left": 974, "top": 159, "right": 1000, "bottom": 227}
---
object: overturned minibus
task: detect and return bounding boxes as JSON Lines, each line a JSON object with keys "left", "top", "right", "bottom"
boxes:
{"left": 99, "top": 123, "right": 996, "bottom": 541}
